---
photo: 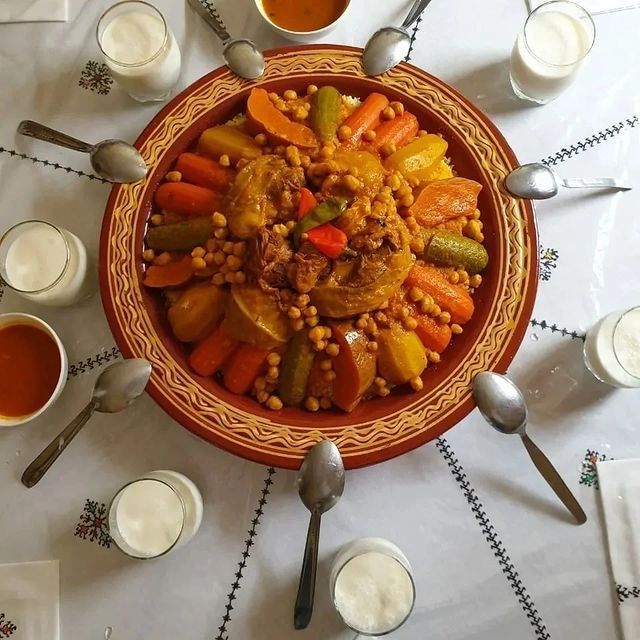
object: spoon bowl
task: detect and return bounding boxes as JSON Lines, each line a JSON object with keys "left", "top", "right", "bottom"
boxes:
{"left": 90, "top": 140, "right": 148, "bottom": 184}
{"left": 223, "top": 39, "right": 265, "bottom": 80}
{"left": 473, "top": 371, "right": 527, "bottom": 435}
{"left": 505, "top": 163, "right": 558, "bottom": 200}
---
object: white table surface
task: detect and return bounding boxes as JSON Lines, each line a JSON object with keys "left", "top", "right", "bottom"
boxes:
{"left": 0, "top": 1, "right": 639, "bottom": 639}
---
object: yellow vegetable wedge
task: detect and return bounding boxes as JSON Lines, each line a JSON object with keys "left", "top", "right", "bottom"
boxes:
{"left": 384, "top": 134, "right": 448, "bottom": 181}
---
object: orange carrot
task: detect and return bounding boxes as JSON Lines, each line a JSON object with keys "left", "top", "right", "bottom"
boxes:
{"left": 343, "top": 93, "right": 389, "bottom": 146}
{"left": 155, "top": 182, "right": 223, "bottom": 218}
{"left": 189, "top": 325, "right": 238, "bottom": 377}
{"left": 223, "top": 343, "right": 270, "bottom": 394}
{"left": 143, "top": 255, "right": 193, "bottom": 288}
{"left": 374, "top": 112, "right": 419, "bottom": 151}
{"left": 175, "top": 153, "right": 235, "bottom": 192}
{"left": 414, "top": 315, "right": 452, "bottom": 353}
{"left": 406, "top": 264, "right": 474, "bottom": 324}
{"left": 408, "top": 177, "right": 482, "bottom": 227}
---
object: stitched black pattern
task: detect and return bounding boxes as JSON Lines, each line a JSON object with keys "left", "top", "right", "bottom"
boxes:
{"left": 0, "top": 613, "right": 17, "bottom": 638}
{"left": 541, "top": 115, "right": 638, "bottom": 167}
{"left": 530, "top": 318, "right": 585, "bottom": 341}
{"left": 617, "top": 584, "right": 640, "bottom": 604}
{"left": 0, "top": 146, "right": 110, "bottom": 184}
{"left": 579, "top": 449, "right": 612, "bottom": 489}
{"left": 0, "top": 282, "right": 5, "bottom": 304}
{"left": 436, "top": 437, "right": 551, "bottom": 640}
{"left": 67, "top": 347, "right": 121, "bottom": 379}
{"left": 405, "top": 13, "right": 424, "bottom": 63}
{"left": 215, "top": 467, "right": 276, "bottom": 640}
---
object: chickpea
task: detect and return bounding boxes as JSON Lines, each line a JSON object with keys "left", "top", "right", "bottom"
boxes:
{"left": 223, "top": 241, "right": 234, "bottom": 254}
{"left": 463, "top": 219, "right": 484, "bottom": 242}
{"left": 342, "top": 174, "right": 361, "bottom": 192}
{"left": 285, "top": 220, "right": 297, "bottom": 232}
{"left": 319, "top": 396, "right": 332, "bottom": 409}
{"left": 323, "top": 327, "right": 332, "bottom": 339}
{"left": 254, "top": 376, "right": 267, "bottom": 391}
{"left": 285, "top": 145, "right": 301, "bottom": 167}
{"left": 142, "top": 249, "right": 155, "bottom": 262}
{"left": 297, "top": 294, "right": 310, "bottom": 307}
{"left": 306, "top": 84, "right": 318, "bottom": 95}
{"left": 314, "top": 340, "right": 327, "bottom": 352}
{"left": 319, "top": 144, "right": 335, "bottom": 160}
{"left": 404, "top": 317, "right": 418, "bottom": 330}
{"left": 304, "top": 305, "right": 318, "bottom": 317}
{"left": 400, "top": 193, "right": 415, "bottom": 208}
{"left": 234, "top": 271, "right": 246, "bottom": 284}
{"left": 211, "top": 251, "right": 224, "bottom": 266}
{"left": 323, "top": 370, "right": 337, "bottom": 382}
{"left": 362, "top": 129, "right": 377, "bottom": 142}
{"left": 226, "top": 255, "right": 243, "bottom": 271}
{"left": 319, "top": 359, "right": 333, "bottom": 371}
{"left": 438, "top": 311, "right": 452, "bottom": 325}
{"left": 355, "top": 317, "right": 368, "bottom": 330}
{"left": 300, "top": 154, "right": 311, "bottom": 169}
{"left": 367, "top": 341, "right": 379, "bottom": 353}
{"left": 387, "top": 173, "right": 401, "bottom": 191}
{"left": 306, "top": 316, "right": 319, "bottom": 327}
{"left": 287, "top": 307, "right": 301, "bottom": 321}
{"left": 418, "top": 129, "right": 429, "bottom": 137}
{"left": 374, "top": 377, "right": 386, "bottom": 388}
{"left": 225, "top": 272, "right": 236, "bottom": 283}
{"left": 212, "top": 272, "right": 225, "bottom": 286}
{"left": 254, "top": 133, "right": 268, "bottom": 146}
{"left": 407, "top": 176, "right": 420, "bottom": 188}
{"left": 431, "top": 304, "right": 442, "bottom": 317}
{"left": 428, "top": 351, "right": 441, "bottom": 364}
{"left": 292, "top": 318, "right": 305, "bottom": 332}
{"left": 378, "top": 386, "right": 391, "bottom": 397}
{"left": 410, "top": 237, "right": 425, "bottom": 254}
{"left": 305, "top": 396, "right": 320, "bottom": 412}
{"left": 448, "top": 271, "right": 460, "bottom": 284}
{"left": 266, "top": 395, "right": 283, "bottom": 410}
{"left": 219, "top": 154, "right": 231, "bottom": 167}
{"left": 469, "top": 274, "right": 482, "bottom": 288}
{"left": 150, "top": 213, "right": 164, "bottom": 226}
{"left": 232, "top": 241, "right": 247, "bottom": 257}
{"left": 274, "top": 145, "right": 285, "bottom": 156}
{"left": 214, "top": 227, "right": 229, "bottom": 240}
{"left": 472, "top": 209, "right": 481, "bottom": 220}
{"left": 205, "top": 238, "right": 218, "bottom": 253}
{"left": 379, "top": 141, "right": 397, "bottom": 157}
{"left": 283, "top": 89, "right": 297, "bottom": 101}
{"left": 326, "top": 343, "right": 340, "bottom": 357}
{"left": 212, "top": 212, "right": 227, "bottom": 228}
{"left": 192, "top": 256, "right": 207, "bottom": 271}
{"left": 165, "top": 170, "right": 182, "bottom": 182}
{"left": 268, "top": 92, "right": 279, "bottom": 102}
{"left": 256, "top": 390, "right": 270, "bottom": 404}
{"left": 274, "top": 99, "right": 287, "bottom": 111}
{"left": 204, "top": 252, "right": 215, "bottom": 265}
{"left": 266, "top": 365, "right": 280, "bottom": 380}
{"left": 309, "top": 326, "right": 324, "bottom": 342}
{"left": 381, "top": 106, "right": 396, "bottom": 120}
{"left": 374, "top": 311, "right": 389, "bottom": 325}
{"left": 191, "top": 246, "right": 206, "bottom": 258}
{"left": 451, "top": 323, "right": 463, "bottom": 335}
{"left": 390, "top": 101, "right": 405, "bottom": 116}
{"left": 338, "top": 125, "right": 352, "bottom": 141}
{"left": 153, "top": 251, "right": 171, "bottom": 266}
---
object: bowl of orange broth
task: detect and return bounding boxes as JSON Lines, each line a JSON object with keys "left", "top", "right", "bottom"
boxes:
{"left": 254, "top": 0, "right": 350, "bottom": 42}
{"left": 0, "top": 313, "right": 67, "bottom": 426}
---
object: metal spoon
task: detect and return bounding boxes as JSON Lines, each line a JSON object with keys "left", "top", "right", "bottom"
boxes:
{"left": 294, "top": 440, "right": 345, "bottom": 629}
{"left": 363, "top": 0, "right": 433, "bottom": 76}
{"left": 473, "top": 372, "right": 587, "bottom": 525}
{"left": 505, "top": 162, "right": 632, "bottom": 200}
{"left": 17, "top": 120, "right": 147, "bottom": 184}
{"left": 188, "top": 0, "right": 264, "bottom": 80}
{"left": 21, "top": 359, "right": 152, "bottom": 488}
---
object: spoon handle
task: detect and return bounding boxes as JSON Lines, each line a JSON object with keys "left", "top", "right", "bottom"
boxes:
{"left": 560, "top": 177, "right": 632, "bottom": 191}
{"left": 294, "top": 509, "right": 321, "bottom": 629}
{"left": 17, "top": 120, "right": 93, "bottom": 154}
{"left": 187, "top": 0, "right": 231, "bottom": 43}
{"left": 21, "top": 401, "right": 97, "bottom": 488}
{"left": 520, "top": 433, "right": 587, "bottom": 524}
{"left": 401, "top": 0, "right": 432, "bottom": 29}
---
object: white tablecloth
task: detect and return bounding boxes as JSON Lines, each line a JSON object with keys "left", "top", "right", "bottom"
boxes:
{"left": 1, "top": 1, "right": 639, "bottom": 639}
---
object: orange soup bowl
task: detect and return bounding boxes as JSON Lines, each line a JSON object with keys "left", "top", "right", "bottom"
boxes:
{"left": 0, "top": 313, "right": 68, "bottom": 427}
{"left": 100, "top": 45, "right": 538, "bottom": 470}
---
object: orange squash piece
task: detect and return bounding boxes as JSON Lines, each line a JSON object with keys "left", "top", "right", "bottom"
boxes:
{"left": 409, "top": 177, "right": 482, "bottom": 228}
{"left": 246, "top": 88, "right": 317, "bottom": 149}
{"left": 143, "top": 255, "right": 193, "bottom": 288}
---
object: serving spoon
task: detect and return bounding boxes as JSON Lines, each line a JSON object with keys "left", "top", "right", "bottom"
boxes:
{"left": 362, "top": 0, "right": 433, "bottom": 76}
{"left": 473, "top": 372, "right": 587, "bottom": 525}
{"left": 17, "top": 120, "right": 147, "bottom": 183}
{"left": 294, "top": 440, "right": 345, "bottom": 629}
{"left": 505, "top": 162, "right": 632, "bottom": 199}
{"left": 21, "top": 359, "right": 152, "bottom": 488}
{"left": 188, "top": 0, "right": 264, "bottom": 80}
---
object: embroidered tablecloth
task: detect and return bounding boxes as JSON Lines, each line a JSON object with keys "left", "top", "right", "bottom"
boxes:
{"left": 0, "top": 1, "right": 639, "bottom": 639}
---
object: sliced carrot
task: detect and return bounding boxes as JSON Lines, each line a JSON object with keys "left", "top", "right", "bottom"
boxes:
{"left": 297, "top": 187, "right": 317, "bottom": 220}
{"left": 175, "top": 153, "right": 235, "bottom": 192}
{"left": 143, "top": 255, "right": 193, "bottom": 288}
{"left": 373, "top": 112, "right": 419, "bottom": 151}
{"left": 223, "top": 343, "right": 270, "bottom": 394}
{"left": 414, "top": 315, "right": 452, "bottom": 353}
{"left": 405, "top": 264, "right": 474, "bottom": 324}
{"left": 189, "top": 325, "right": 238, "bottom": 377}
{"left": 306, "top": 224, "right": 347, "bottom": 259}
{"left": 343, "top": 93, "right": 389, "bottom": 146}
{"left": 155, "top": 182, "right": 223, "bottom": 218}
{"left": 246, "top": 88, "right": 317, "bottom": 149}
{"left": 408, "top": 177, "right": 482, "bottom": 227}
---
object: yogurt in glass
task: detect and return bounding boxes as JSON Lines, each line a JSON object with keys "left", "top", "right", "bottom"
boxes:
{"left": 97, "top": 1, "right": 181, "bottom": 103}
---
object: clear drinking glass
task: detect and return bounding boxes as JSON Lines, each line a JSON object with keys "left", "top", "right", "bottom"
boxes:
{"left": 97, "top": 1, "right": 181, "bottom": 102}
{"left": 0, "top": 220, "right": 94, "bottom": 307}
{"left": 583, "top": 307, "right": 640, "bottom": 388}
{"left": 108, "top": 470, "right": 203, "bottom": 560}
{"left": 330, "top": 537, "right": 416, "bottom": 637}
{"left": 510, "top": 1, "right": 595, "bottom": 104}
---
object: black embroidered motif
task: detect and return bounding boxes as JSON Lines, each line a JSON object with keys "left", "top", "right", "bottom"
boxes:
{"left": 0, "top": 282, "right": 5, "bottom": 305}
{"left": 617, "top": 584, "right": 640, "bottom": 604}
{"left": 215, "top": 467, "right": 276, "bottom": 640}
{"left": 0, "top": 146, "right": 110, "bottom": 184}
{"left": 0, "top": 613, "right": 17, "bottom": 638}
{"left": 579, "top": 449, "right": 612, "bottom": 489}
{"left": 405, "top": 12, "right": 424, "bottom": 63}
{"left": 530, "top": 318, "right": 584, "bottom": 341}
{"left": 78, "top": 60, "right": 113, "bottom": 95}
{"left": 75, "top": 499, "right": 112, "bottom": 548}
{"left": 437, "top": 438, "right": 551, "bottom": 640}
{"left": 539, "top": 248, "right": 559, "bottom": 282}
{"left": 67, "top": 347, "right": 121, "bottom": 379}
{"left": 541, "top": 116, "right": 638, "bottom": 166}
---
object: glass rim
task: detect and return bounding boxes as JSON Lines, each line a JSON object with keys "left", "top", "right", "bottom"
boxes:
{"left": 612, "top": 306, "right": 640, "bottom": 381}
{"left": 96, "top": 0, "right": 169, "bottom": 68}
{"left": 0, "top": 220, "right": 70, "bottom": 294}
{"left": 331, "top": 551, "right": 416, "bottom": 636}
{"left": 108, "top": 477, "right": 186, "bottom": 560}
{"left": 523, "top": 0, "right": 596, "bottom": 68}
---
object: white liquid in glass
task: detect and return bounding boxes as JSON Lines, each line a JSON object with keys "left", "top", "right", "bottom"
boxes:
{"left": 584, "top": 308, "right": 640, "bottom": 388}
{"left": 510, "top": 8, "right": 593, "bottom": 103}
{"left": 3, "top": 223, "right": 92, "bottom": 306}
{"left": 100, "top": 9, "right": 181, "bottom": 102}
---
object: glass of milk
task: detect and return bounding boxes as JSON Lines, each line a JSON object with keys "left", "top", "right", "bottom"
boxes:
{"left": 108, "top": 470, "right": 204, "bottom": 559}
{"left": 0, "top": 220, "right": 94, "bottom": 307}
{"left": 583, "top": 307, "right": 640, "bottom": 388}
{"left": 97, "top": 1, "right": 182, "bottom": 102}
{"left": 509, "top": 1, "right": 595, "bottom": 104}
{"left": 330, "top": 537, "right": 416, "bottom": 636}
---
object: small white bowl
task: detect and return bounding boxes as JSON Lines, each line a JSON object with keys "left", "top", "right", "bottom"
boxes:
{"left": 253, "top": 0, "right": 351, "bottom": 43}
{"left": 0, "top": 313, "right": 68, "bottom": 427}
